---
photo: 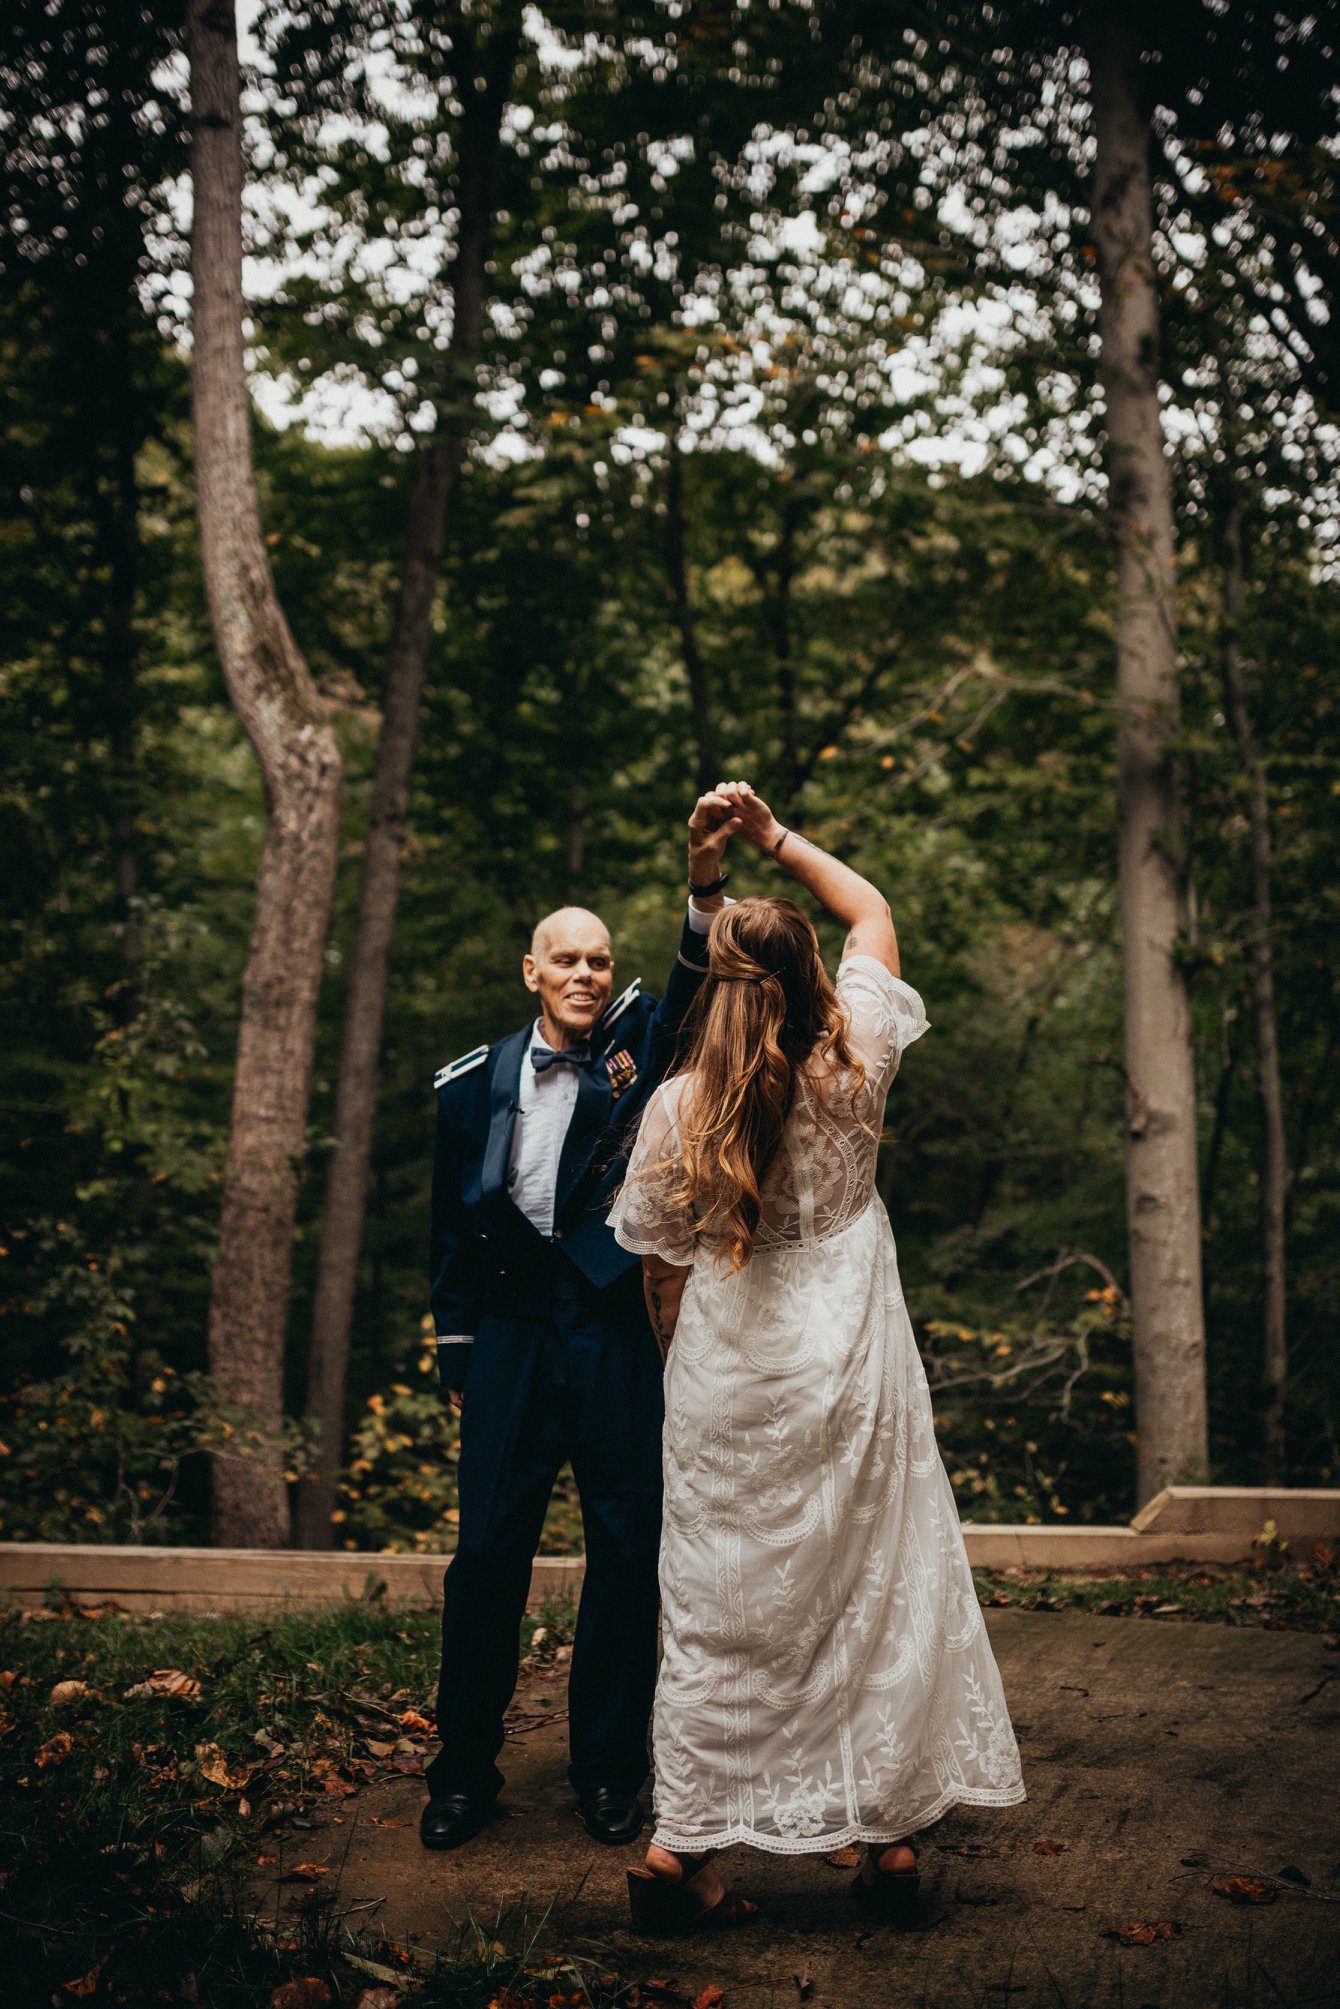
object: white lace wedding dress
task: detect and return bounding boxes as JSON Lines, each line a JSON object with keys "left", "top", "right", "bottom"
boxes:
{"left": 608, "top": 956, "right": 1025, "bottom": 1854}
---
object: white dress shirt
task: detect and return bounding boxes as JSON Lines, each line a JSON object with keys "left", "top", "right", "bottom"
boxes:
{"left": 508, "top": 1023, "right": 582, "bottom": 1237}
{"left": 436, "top": 898, "right": 724, "bottom": 1355}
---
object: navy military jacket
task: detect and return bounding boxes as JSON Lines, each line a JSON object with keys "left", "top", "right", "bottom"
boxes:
{"left": 430, "top": 911, "right": 710, "bottom": 1386}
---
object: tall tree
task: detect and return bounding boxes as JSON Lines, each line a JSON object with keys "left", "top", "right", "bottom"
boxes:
{"left": 291, "top": 4, "right": 523, "bottom": 1548}
{"left": 187, "top": 0, "right": 344, "bottom": 1546}
{"left": 1084, "top": 3, "right": 1208, "bottom": 1500}
{"left": 1218, "top": 482, "right": 1289, "bottom": 1474}
{"left": 0, "top": 1, "right": 182, "bottom": 1003}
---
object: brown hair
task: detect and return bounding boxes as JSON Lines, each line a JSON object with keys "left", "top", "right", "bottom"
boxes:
{"left": 661, "top": 896, "right": 867, "bottom": 1272}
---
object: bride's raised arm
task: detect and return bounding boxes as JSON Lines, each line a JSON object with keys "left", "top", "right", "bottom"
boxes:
{"left": 715, "top": 783, "right": 900, "bottom": 977}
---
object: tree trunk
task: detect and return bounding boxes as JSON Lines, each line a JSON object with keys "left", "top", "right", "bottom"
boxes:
{"left": 100, "top": 340, "right": 143, "bottom": 1012}
{"left": 188, "top": 0, "right": 344, "bottom": 1549}
{"left": 770, "top": 496, "right": 800, "bottom": 817}
{"left": 1086, "top": 4, "right": 1209, "bottom": 1504}
{"left": 663, "top": 435, "right": 719, "bottom": 796}
{"left": 292, "top": 13, "right": 520, "bottom": 1548}
{"left": 1219, "top": 492, "right": 1288, "bottom": 1477}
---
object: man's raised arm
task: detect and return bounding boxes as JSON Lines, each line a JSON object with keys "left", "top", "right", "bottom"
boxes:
{"left": 653, "top": 787, "right": 740, "bottom": 1044}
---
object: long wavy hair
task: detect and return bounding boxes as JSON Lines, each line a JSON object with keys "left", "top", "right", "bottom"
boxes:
{"left": 662, "top": 896, "right": 867, "bottom": 1272}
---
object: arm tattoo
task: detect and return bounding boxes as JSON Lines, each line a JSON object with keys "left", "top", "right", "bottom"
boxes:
{"left": 650, "top": 1283, "right": 670, "bottom": 1361}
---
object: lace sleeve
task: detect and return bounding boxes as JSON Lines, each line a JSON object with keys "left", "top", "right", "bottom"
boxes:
{"left": 607, "top": 1079, "right": 696, "bottom": 1266}
{"left": 836, "top": 955, "right": 929, "bottom": 1089}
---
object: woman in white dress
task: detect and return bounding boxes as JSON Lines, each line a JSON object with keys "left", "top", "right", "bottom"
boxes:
{"left": 608, "top": 782, "right": 1024, "bottom": 1932}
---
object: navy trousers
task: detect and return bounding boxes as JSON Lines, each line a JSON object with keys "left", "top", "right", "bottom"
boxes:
{"left": 425, "top": 1253, "right": 664, "bottom": 1802}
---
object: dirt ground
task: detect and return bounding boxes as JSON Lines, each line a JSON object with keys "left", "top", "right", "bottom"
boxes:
{"left": 254, "top": 1611, "right": 1340, "bottom": 2008}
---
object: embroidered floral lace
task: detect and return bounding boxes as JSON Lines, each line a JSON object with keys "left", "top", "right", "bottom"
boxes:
{"left": 608, "top": 956, "right": 1025, "bottom": 1854}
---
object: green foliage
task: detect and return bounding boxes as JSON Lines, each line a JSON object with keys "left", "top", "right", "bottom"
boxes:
{"left": 0, "top": 1220, "right": 204, "bottom": 1543}
{"left": 334, "top": 1331, "right": 462, "bottom": 1552}
{"left": 1, "top": 0, "right": 1337, "bottom": 1550}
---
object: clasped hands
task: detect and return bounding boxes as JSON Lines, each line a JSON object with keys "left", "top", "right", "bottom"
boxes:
{"left": 687, "top": 780, "right": 784, "bottom": 889}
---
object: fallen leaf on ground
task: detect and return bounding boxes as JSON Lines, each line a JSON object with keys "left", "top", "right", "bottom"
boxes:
{"left": 0, "top": 1670, "right": 17, "bottom": 1691}
{"left": 61, "top": 1956, "right": 107, "bottom": 1997}
{"left": 344, "top": 1953, "right": 408, "bottom": 1986}
{"left": 49, "top": 1679, "right": 90, "bottom": 1707}
{"left": 825, "top": 1845, "right": 860, "bottom": 1867}
{"left": 397, "top": 1709, "right": 433, "bottom": 1735}
{"left": 1212, "top": 1876, "right": 1278, "bottom": 1905}
{"left": 794, "top": 1967, "right": 814, "bottom": 2000}
{"left": 1032, "top": 1840, "right": 1069, "bottom": 1855}
{"left": 367, "top": 1815, "right": 408, "bottom": 1828}
{"left": 1103, "top": 1920, "right": 1183, "bottom": 1945}
{"left": 196, "top": 1741, "right": 252, "bottom": 1790}
{"left": 256, "top": 1854, "right": 278, "bottom": 1866}
{"left": 124, "top": 1669, "right": 200, "bottom": 1701}
{"left": 690, "top": 1989, "right": 725, "bottom": 2009}
{"left": 36, "top": 1730, "right": 73, "bottom": 1768}
{"left": 365, "top": 1738, "right": 396, "bottom": 1758}
{"left": 270, "top": 1983, "right": 333, "bottom": 2009}
{"left": 282, "top": 1862, "right": 331, "bottom": 1882}
{"left": 352, "top": 1991, "right": 401, "bottom": 2009}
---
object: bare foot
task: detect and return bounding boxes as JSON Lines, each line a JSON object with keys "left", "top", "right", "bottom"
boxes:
{"left": 644, "top": 1844, "right": 757, "bottom": 1919}
{"left": 646, "top": 1844, "right": 721, "bottom": 1902}
{"left": 864, "top": 1840, "right": 918, "bottom": 1880}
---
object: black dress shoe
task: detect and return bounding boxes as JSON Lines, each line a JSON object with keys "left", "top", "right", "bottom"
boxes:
{"left": 419, "top": 1790, "right": 495, "bottom": 1850}
{"left": 578, "top": 1785, "right": 645, "bottom": 1846}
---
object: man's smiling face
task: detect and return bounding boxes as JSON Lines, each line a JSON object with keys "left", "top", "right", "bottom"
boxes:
{"left": 523, "top": 907, "right": 614, "bottom": 1047}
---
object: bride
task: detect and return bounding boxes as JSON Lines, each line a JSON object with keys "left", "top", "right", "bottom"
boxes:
{"left": 608, "top": 782, "right": 1024, "bottom": 1931}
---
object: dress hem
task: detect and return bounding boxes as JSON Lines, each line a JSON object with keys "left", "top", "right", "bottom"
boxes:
{"left": 652, "top": 1779, "right": 1027, "bottom": 1858}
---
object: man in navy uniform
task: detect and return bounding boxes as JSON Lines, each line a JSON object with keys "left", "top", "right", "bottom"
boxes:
{"left": 421, "top": 789, "right": 739, "bottom": 1851}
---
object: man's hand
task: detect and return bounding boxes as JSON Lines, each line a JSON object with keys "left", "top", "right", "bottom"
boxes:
{"left": 446, "top": 1386, "right": 464, "bottom": 1416}
{"left": 716, "top": 781, "right": 784, "bottom": 854}
{"left": 687, "top": 786, "right": 742, "bottom": 895}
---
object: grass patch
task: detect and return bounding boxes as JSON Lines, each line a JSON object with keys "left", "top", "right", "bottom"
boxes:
{"left": 0, "top": 1596, "right": 587, "bottom": 2006}
{"left": 972, "top": 1553, "right": 1340, "bottom": 1632}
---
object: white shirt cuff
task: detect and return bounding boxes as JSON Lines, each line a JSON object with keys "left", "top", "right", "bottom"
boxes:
{"left": 687, "top": 895, "right": 735, "bottom": 934}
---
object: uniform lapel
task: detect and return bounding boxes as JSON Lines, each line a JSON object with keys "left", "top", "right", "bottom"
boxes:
{"left": 479, "top": 1026, "right": 529, "bottom": 1211}
{"left": 554, "top": 1058, "right": 613, "bottom": 1225}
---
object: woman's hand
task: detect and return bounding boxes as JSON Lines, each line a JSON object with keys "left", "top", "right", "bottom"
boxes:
{"left": 716, "top": 781, "right": 784, "bottom": 854}
{"left": 687, "top": 788, "right": 742, "bottom": 892}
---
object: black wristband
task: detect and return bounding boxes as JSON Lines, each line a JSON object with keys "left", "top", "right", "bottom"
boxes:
{"left": 688, "top": 869, "right": 729, "bottom": 898}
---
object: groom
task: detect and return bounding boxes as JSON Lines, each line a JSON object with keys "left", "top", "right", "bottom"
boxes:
{"left": 421, "top": 790, "right": 738, "bottom": 1850}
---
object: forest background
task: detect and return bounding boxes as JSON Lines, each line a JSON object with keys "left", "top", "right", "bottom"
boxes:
{"left": 1, "top": 0, "right": 1337, "bottom": 1556}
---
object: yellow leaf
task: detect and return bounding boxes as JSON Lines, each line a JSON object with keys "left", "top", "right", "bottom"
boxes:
{"left": 124, "top": 1669, "right": 201, "bottom": 1701}
{"left": 195, "top": 1741, "right": 252, "bottom": 1790}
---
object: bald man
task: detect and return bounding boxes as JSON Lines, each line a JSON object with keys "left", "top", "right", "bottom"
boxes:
{"left": 421, "top": 792, "right": 739, "bottom": 1852}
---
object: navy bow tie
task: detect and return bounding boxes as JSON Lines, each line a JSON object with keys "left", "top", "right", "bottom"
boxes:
{"left": 531, "top": 1041, "right": 593, "bottom": 1075}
